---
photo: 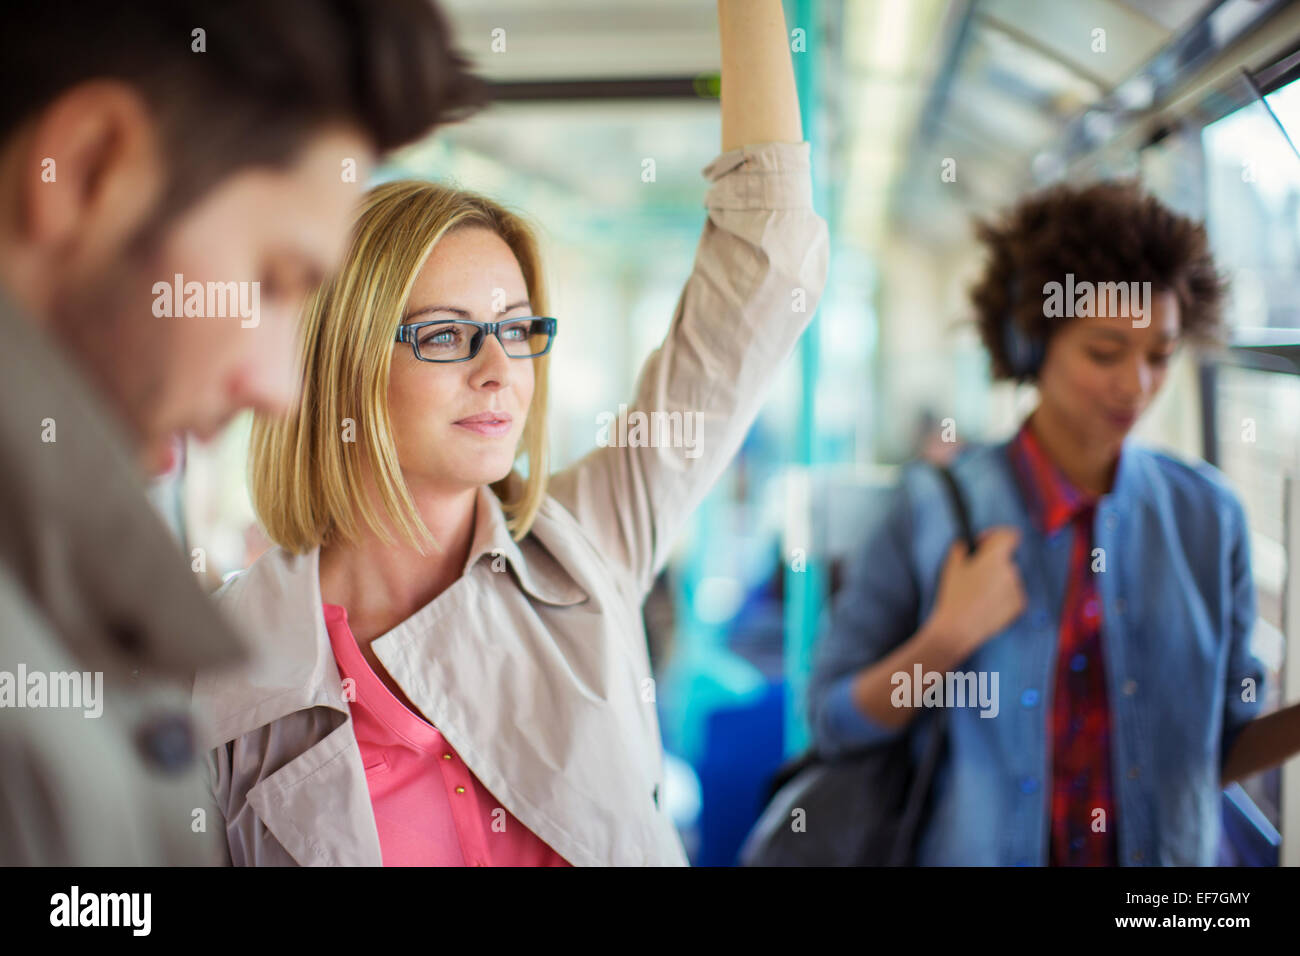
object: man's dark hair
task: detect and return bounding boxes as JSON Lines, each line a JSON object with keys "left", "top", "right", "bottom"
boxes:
{"left": 1, "top": 0, "right": 489, "bottom": 221}
{"left": 970, "top": 180, "right": 1228, "bottom": 381}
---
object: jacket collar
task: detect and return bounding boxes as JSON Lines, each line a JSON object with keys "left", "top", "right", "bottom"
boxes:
{"left": 1008, "top": 419, "right": 1100, "bottom": 534}
{"left": 990, "top": 418, "right": 1150, "bottom": 535}
{"left": 465, "top": 482, "right": 588, "bottom": 606}
{"left": 0, "top": 284, "right": 247, "bottom": 681}
{"left": 194, "top": 484, "right": 587, "bottom": 747}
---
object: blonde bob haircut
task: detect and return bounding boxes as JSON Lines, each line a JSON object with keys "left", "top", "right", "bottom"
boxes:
{"left": 249, "top": 179, "right": 551, "bottom": 555}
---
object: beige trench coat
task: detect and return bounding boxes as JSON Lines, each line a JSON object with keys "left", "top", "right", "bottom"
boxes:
{"left": 194, "top": 140, "right": 829, "bottom": 866}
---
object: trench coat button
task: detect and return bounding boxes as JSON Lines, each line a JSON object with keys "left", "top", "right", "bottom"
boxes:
{"left": 134, "top": 712, "right": 195, "bottom": 773}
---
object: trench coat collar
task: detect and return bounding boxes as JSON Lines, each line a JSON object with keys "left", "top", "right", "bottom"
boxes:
{"left": 464, "top": 481, "right": 588, "bottom": 607}
{"left": 194, "top": 484, "right": 586, "bottom": 748}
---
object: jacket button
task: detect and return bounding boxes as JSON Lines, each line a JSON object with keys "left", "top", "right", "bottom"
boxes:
{"left": 1020, "top": 688, "right": 1039, "bottom": 708}
{"left": 1127, "top": 766, "right": 1141, "bottom": 779}
{"left": 1122, "top": 679, "right": 1138, "bottom": 696}
{"left": 134, "top": 712, "right": 195, "bottom": 773}
{"left": 455, "top": 786, "right": 466, "bottom": 794}
{"left": 653, "top": 784, "right": 660, "bottom": 809}
{"left": 111, "top": 622, "right": 146, "bottom": 654}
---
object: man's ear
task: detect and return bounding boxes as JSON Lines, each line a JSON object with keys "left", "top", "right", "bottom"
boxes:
{"left": 22, "top": 80, "right": 166, "bottom": 269}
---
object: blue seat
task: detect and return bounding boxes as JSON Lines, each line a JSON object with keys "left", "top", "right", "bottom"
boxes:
{"left": 693, "top": 679, "right": 787, "bottom": 866}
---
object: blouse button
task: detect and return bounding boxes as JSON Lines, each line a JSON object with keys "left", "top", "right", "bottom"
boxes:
{"left": 455, "top": 786, "right": 466, "bottom": 794}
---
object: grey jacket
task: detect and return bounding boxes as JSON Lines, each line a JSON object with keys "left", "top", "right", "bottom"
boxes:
{"left": 0, "top": 287, "right": 248, "bottom": 864}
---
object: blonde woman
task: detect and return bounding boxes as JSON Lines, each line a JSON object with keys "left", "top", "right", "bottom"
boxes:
{"left": 196, "top": 0, "right": 828, "bottom": 866}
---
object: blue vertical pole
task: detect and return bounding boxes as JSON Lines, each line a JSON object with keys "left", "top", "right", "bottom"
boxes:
{"left": 783, "top": 0, "right": 826, "bottom": 756}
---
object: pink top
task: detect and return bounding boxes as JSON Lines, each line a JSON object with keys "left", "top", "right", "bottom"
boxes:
{"left": 322, "top": 602, "right": 570, "bottom": 867}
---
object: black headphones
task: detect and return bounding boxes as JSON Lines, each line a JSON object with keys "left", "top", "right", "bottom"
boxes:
{"left": 1000, "top": 272, "right": 1045, "bottom": 379}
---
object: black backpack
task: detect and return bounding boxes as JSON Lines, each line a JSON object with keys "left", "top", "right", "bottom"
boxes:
{"left": 739, "top": 464, "right": 975, "bottom": 866}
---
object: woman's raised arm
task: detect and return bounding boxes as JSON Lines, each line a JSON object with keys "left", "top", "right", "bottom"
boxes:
{"left": 548, "top": 1, "right": 828, "bottom": 601}
{"left": 718, "top": 0, "right": 803, "bottom": 150}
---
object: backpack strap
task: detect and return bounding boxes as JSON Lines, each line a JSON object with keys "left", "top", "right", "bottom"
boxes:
{"left": 885, "top": 462, "right": 974, "bottom": 864}
{"left": 935, "top": 463, "right": 978, "bottom": 556}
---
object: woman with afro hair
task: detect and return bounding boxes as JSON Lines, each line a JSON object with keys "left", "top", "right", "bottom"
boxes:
{"left": 808, "top": 181, "right": 1300, "bottom": 866}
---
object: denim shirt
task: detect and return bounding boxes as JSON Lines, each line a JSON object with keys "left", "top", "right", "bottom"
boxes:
{"left": 807, "top": 435, "right": 1265, "bottom": 866}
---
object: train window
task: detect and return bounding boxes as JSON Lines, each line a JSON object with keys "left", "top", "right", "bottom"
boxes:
{"left": 1214, "top": 364, "right": 1296, "bottom": 664}
{"left": 1212, "top": 362, "right": 1297, "bottom": 836}
{"left": 1203, "top": 76, "right": 1300, "bottom": 340}
{"left": 1184, "top": 57, "right": 1300, "bottom": 855}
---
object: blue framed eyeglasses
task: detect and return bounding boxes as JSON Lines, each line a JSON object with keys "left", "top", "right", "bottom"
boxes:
{"left": 395, "top": 316, "right": 558, "bottom": 363}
